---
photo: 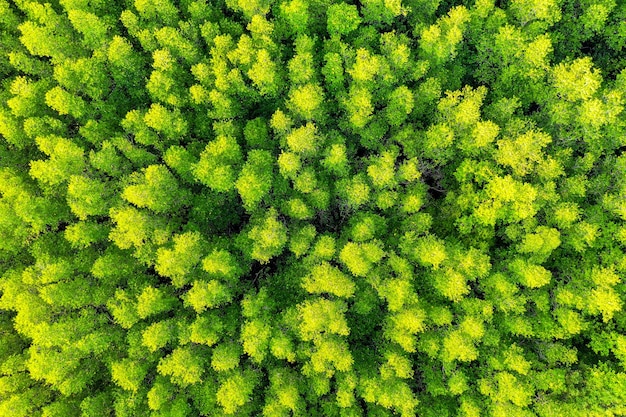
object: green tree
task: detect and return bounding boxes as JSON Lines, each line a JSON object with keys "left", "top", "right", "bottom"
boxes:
{"left": 419, "top": 6, "right": 470, "bottom": 66}
{"left": 192, "top": 135, "right": 243, "bottom": 192}
{"left": 298, "top": 298, "right": 350, "bottom": 341}
{"left": 280, "top": 0, "right": 309, "bottom": 35}
{"left": 122, "top": 164, "right": 188, "bottom": 214}
{"left": 157, "top": 346, "right": 205, "bottom": 386}
{"left": 245, "top": 208, "right": 288, "bottom": 264}
{"left": 66, "top": 175, "right": 112, "bottom": 220}
{"left": 235, "top": 150, "right": 273, "bottom": 211}
{"left": 136, "top": 285, "right": 178, "bottom": 319}
{"left": 216, "top": 370, "right": 258, "bottom": 414}
{"left": 339, "top": 240, "right": 385, "bottom": 277}
{"left": 327, "top": 3, "right": 361, "bottom": 37}
{"left": 29, "top": 135, "right": 85, "bottom": 186}
{"left": 248, "top": 49, "right": 281, "bottom": 96}
{"left": 288, "top": 83, "right": 325, "bottom": 120}
{"left": 155, "top": 231, "right": 204, "bottom": 287}
{"left": 302, "top": 262, "right": 356, "bottom": 298}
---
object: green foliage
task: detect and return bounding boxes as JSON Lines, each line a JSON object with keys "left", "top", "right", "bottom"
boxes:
{"left": 420, "top": 6, "right": 470, "bottom": 66}
{"left": 136, "top": 285, "right": 177, "bottom": 319}
{"left": 246, "top": 208, "right": 288, "bottom": 263}
{"left": 122, "top": 164, "right": 187, "bottom": 214}
{"left": 302, "top": 262, "right": 356, "bottom": 298}
{"left": 339, "top": 240, "right": 385, "bottom": 277}
{"left": 157, "top": 346, "right": 205, "bottom": 386}
{"left": 66, "top": 175, "right": 111, "bottom": 220}
{"left": 298, "top": 298, "right": 350, "bottom": 341}
{"left": 1, "top": 1, "right": 626, "bottom": 416}
{"left": 216, "top": 370, "right": 258, "bottom": 414}
{"left": 192, "top": 135, "right": 242, "bottom": 192}
{"left": 155, "top": 231, "right": 204, "bottom": 287}
{"left": 29, "top": 135, "right": 85, "bottom": 186}
{"left": 184, "top": 278, "right": 232, "bottom": 312}
{"left": 327, "top": 3, "right": 361, "bottom": 36}
{"left": 236, "top": 150, "right": 273, "bottom": 211}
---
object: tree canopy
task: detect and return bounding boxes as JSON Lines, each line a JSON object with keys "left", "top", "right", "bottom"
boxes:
{"left": 1, "top": 0, "right": 626, "bottom": 416}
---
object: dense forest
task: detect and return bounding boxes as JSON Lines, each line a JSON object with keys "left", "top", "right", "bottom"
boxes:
{"left": 1, "top": 0, "right": 626, "bottom": 415}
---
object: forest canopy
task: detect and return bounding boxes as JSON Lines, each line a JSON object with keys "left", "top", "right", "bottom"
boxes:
{"left": 1, "top": 0, "right": 626, "bottom": 416}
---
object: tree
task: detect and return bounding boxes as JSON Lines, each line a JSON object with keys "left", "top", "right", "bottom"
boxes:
{"left": 142, "top": 318, "right": 178, "bottom": 353}
{"left": 44, "top": 86, "right": 88, "bottom": 119}
{"left": 327, "top": 4, "right": 361, "bottom": 37}
{"left": 280, "top": 0, "right": 309, "bottom": 35}
{"left": 107, "top": 35, "right": 145, "bottom": 74}
{"left": 241, "top": 318, "right": 272, "bottom": 363}
{"left": 262, "top": 368, "right": 305, "bottom": 415}
{"left": 359, "top": 0, "right": 411, "bottom": 25}
{"left": 89, "top": 140, "right": 131, "bottom": 178}
{"left": 419, "top": 6, "right": 470, "bottom": 66}
{"left": 386, "top": 85, "right": 414, "bottom": 127}
{"left": 339, "top": 240, "right": 385, "bottom": 277}
{"left": 132, "top": 0, "right": 179, "bottom": 26}
{"left": 67, "top": 10, "right": 110, "bottom": 49}
{"left": 216, "top": 370, "right": 258, "bottom": 414}
{"left": 552, "top": 57, "right": 602, "bottom": 102}
{"left": 243, "top": 117, "right": 271, "bottom": 150}
{"left": 154, "top": 27, "right": 200, "bottom": 64}
{"left": 163, "top": 145, "right": 196, "bottom": 183}
{"left": 287, "top": 35, "right": 316, "bottom": 86}
{"left": 192, "top": 135, "right": 242, "bottom": 192}
{"left": 344, "top": 85, "right": 374, "bottom": 128}
{"left": 136, "top": 285, "right": 178, "bottom": 319}
{"left": 248, "top": 49, "right": 281, "bottom": 96}
{"left": 495, "top": 128, "right": 552, "bottom": 177}
{"left": 157, "top": 346, "right": 205, "bottom": 386}
{"left": 322, "top": 142, "right": 349, "bottom": 176}
{"left": 17, "top": 4, "right": 83, "bottom": 61}
{"left": 322, "top": 52, "right": 345, "bottom": 92}
{"left": 184, "top": 279, "right": 232, "bottom": 312}
{"left": 211, "top": 341, "right": 242, "bottom": 372}
{"left": 338, "top": 174, "right": 371, "bottom": 208}
{"left": 235, "top": 149, "right": 273, "bottom": 211}
{"left": 7, "top": 76, "right": 51, "bottom": 118}
{"left": 111, "top": 358, "right": 150, "bottom": 392}
{"left": 122, "top": 164, "right": 188, "bottom": 214}
{"left": 108, "top": 205, "right": 162, "bottom": 252}
{"left": 143, "top": 103, "right": 189, "bottom": 140}
{"left": 155, "top": 231, "right": 204, "bottom": 287}
{"left": 360, "top": 375, "right": 419, "bottom": 417}
{"left": 202, "top": 248, "right": 242, "bottom": 281}
{"left": 29, "top": 135, "right": 85, "bottom": 186}
{"left": 285, "top": 122, "right": 319, "bottom": 154}
{"left": 288, "top": 83, "right": 324, "bottom": 120}
{"left": 509, "top": 0, "right": 561, "bottom": 28}
{"left": 367, "top": 149, "right": 398, "bottom": 189}
{"left": 66, "top": 175, "right": 112, "bottom": 220}
{"left": 302, "top": 262, "right": 356, "bottom": 298}
{"left": 245, "top": 208, "right": 288, "bottom": 264}
{"left": 288, "top": 223, "right": 316, "bottom": 255}
{"left": 298, "top": 298, "right": 350, "bottom": 341}
{"left": 308, "top": 334, "right": 354, "bottom": 375}
{"left": 383, "top": 296, "right": 426, "bottom": 347}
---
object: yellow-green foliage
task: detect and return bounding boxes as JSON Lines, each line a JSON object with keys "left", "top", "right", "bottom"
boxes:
{"left": 1, "top": 0, "right": 626, "bottom": 415}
